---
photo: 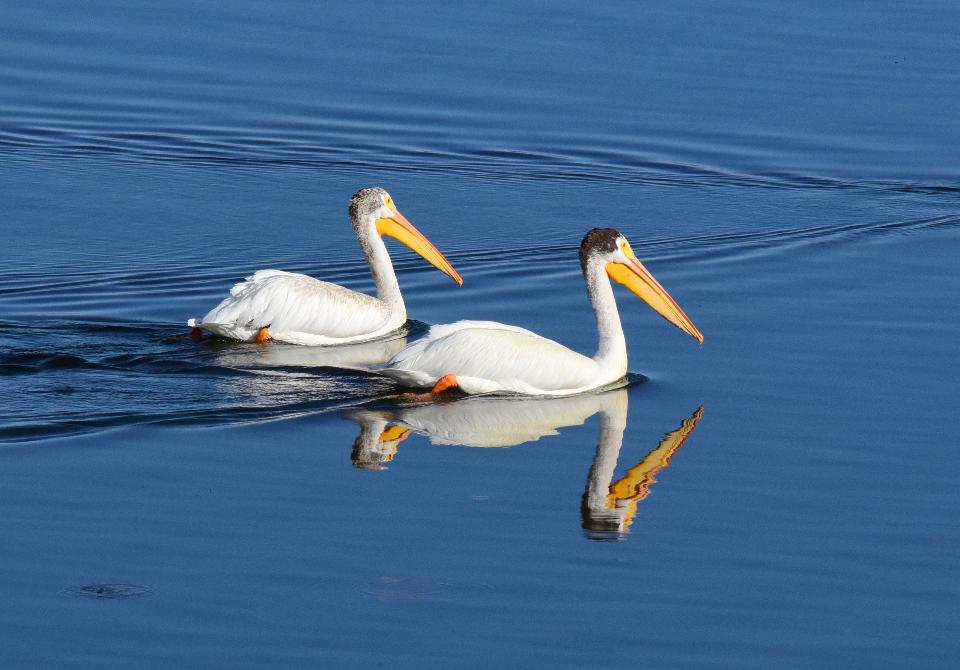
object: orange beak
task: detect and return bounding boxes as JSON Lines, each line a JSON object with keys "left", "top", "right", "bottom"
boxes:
{"left": 606, "top": 256, "right": 703, "bottom": 343}
{"left": 376, "top": 208, "right": 463, "bottom": 285}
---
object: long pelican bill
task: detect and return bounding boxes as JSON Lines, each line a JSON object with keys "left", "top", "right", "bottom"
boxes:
{"left": 606, "top": 257, "right": 704, "bottom": 343}
{"left": 376, "top": 209, "right": 463, "bottom": 285}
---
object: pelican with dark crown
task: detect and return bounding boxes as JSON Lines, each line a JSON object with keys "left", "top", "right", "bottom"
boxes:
{"left": 188, "top": 187, "right": 462, "bottom": 345}
{"left": 380, "top": 228, "right": 702, "bottom": 395}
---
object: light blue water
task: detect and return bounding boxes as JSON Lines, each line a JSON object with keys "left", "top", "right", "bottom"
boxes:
{"left": 1, "top": 1, "right": 958, "bottom": 667}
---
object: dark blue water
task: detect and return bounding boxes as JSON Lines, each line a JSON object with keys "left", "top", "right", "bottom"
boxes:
{"left": 2, "top": 1, "right": 958, "bottom": 667}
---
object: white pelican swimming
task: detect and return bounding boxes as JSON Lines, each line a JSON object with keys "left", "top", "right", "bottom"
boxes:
{"left": 187, "top": 187, "right": 462, "bottom": 345}
{"left": 380, "top": 227, "right": 703, "bottom": 395}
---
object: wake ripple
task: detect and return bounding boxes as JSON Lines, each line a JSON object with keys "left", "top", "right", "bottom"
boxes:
{"left": 2, "top": 124, "right": 957, "bottom": 197}
{"left": 0, "top": 319, "right": 406, "bottom": 442}
{"left": 1, "top": 213, "right": 955, "bottom": 442}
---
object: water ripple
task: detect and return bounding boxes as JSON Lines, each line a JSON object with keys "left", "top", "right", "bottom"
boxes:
{"left": 2, "top": 125, "right": 957, "bottom": 197}
{"left": 1, "top": 211, "right": 955, "bottom": 443}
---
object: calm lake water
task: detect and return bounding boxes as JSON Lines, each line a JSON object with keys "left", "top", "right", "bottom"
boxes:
{"left": 2, "top": 1, "right": 958, "bottom": 667}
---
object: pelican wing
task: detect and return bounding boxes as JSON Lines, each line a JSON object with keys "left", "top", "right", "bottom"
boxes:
{"left": 383, "top": 320, "right": 601, "bottom": 394}
{"left": 192, "top": 270, "right": 391, "bottom": 343}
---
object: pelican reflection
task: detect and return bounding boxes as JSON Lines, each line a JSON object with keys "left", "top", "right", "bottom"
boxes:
{"left": 348, "top": 390, "right": 703, "bottom": 539}
{"left": 350, "top": 414, "right": 411, "bottom": 470}
{"left": 201, "top": 333, "right": 410, "bottom": 412}
{"left": 204, "top": 331, "right": 410, "bottom": 370}
{"left": 582, "top": 402, "right": 703, "bottom": 540}
{"left": 351, "top": 392, "right": 619, "bottom": 450}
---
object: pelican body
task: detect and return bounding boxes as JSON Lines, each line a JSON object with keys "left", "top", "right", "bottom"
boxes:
{"left": 188, "top": 188, "right": 462, "bottom": 345}
{"left": 381, "top": 228, "right": 702, "bottom": 395}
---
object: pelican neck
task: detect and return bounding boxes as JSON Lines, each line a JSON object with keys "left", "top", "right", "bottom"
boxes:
{"left": 583, "top": 257, "right": 628, "bottom": 375}
{"left": 355, "top": 215, "right": 405, "bottom": 316}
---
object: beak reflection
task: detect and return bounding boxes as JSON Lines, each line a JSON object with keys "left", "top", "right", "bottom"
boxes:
{"left": 582, "top": 403, "right": 703, "bottom": 540}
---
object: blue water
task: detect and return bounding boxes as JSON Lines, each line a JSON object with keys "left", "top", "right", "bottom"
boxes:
{"left": 2, "top": 1, "right": 959, "bottom": 667}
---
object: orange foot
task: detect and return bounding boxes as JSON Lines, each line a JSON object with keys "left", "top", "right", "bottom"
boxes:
{"left": 399, "top": 373, "right": 461, "bottom": 402}
{"left": 255, "top": 326, "right": 272, "bottom": 344}
{"left": 430, "top": 373, "right": 459, "bottom": 393}
{"left": 162, "top": 327, "right": 205, "bottom": 343}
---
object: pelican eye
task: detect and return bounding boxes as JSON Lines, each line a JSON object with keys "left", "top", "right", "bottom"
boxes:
{"left": 384, "top": 195, "right": 396, "bottom": 212}
{"left": 619, "top": 242, "right": 636, "bottom": 260}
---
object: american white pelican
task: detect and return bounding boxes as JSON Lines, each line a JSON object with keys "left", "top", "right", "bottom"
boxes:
{"left": 187, "top": 187, "right": 462, "bottom": 345}
{"left": 380, "top": 227, "right": 702, "bottom": 395}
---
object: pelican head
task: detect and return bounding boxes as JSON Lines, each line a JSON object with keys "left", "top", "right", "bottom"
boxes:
{"left": 580, "top": 228, "right": 703, "bottom": 343}
{"left": 349, "top": 187, "right": 463, "bottom": 285}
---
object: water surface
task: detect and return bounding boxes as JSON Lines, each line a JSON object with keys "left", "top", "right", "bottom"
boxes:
{"left": 1, "top": 1, "right": 958, "bottom": 668}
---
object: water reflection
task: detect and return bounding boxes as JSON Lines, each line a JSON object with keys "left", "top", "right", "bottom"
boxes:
{"left": 352, "top": 392, "right": 618, "bottom": 451}
{"left": 205, "top": 332, "right": 409, "bottom": 370}
{"left": 201, "top": 335, "right": 410, "bottom": 415}
{"left": 350, "top": 416, "right": 410, "bottom": 470}
{"left": 582, "top": 402, "right": 703, "bottom": 541}
{"left": 348, "top": 391, "right": 703, "bottom": 539}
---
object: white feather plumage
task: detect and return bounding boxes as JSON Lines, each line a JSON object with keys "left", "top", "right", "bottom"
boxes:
{"left": 382, "top": 320, "right": 604, "bottom": 395}
{"left": 189, "top": 269, "right": 398, "bottom": 345}
{"left": 187, "top": 187, "right": 461, "bottom": 346}
{"left": 379, "top": 228, "right": 702, "bottom": 396}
